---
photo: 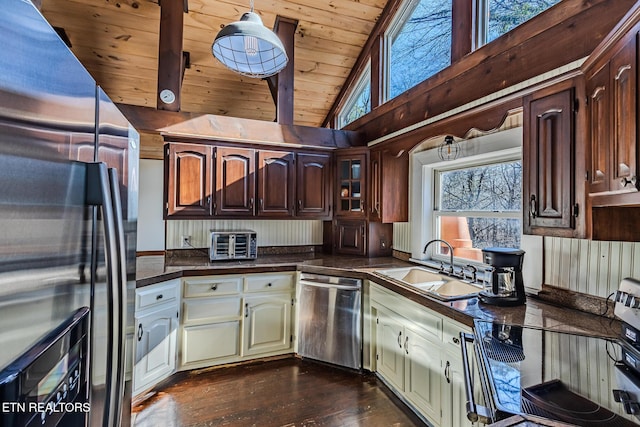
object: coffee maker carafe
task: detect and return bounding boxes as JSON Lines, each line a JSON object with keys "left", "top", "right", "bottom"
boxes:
{"left": 479, "top": 247, "right": 526, "bottom": 306}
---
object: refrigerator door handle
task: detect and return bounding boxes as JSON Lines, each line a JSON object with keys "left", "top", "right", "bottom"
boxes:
{"left": 108, "top": 167, "right": 128, "bottom": 427}
{"left": 86, "top": 163, "right": 126, "bottom": 427}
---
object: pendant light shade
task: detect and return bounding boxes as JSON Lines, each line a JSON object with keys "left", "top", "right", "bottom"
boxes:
{"left": 212, "top": 5, "right": 288, "bottom": 78}
{"left": 438, "top": 135, "right": 461, "bottom": 161}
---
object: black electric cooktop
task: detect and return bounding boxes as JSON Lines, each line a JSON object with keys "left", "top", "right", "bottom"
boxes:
{"left": 474, "top": 320, "right": 640, "bottom": 426}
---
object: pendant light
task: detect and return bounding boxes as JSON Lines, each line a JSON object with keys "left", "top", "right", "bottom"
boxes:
{"left": 212, "top": 1, "right": 288, "bottom": 78}
{"left": 438, "top": 135, "right": 461, "bottom": 161}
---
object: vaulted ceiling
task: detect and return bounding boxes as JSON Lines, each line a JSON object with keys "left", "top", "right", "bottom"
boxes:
{"left": 40, "top": 0, "right": 388, "bottom": 128}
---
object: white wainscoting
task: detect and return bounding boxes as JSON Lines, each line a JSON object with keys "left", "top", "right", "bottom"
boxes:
{"left": 392, "top": 222, "right": 411, "bottom": 253}
{"left": 166, "top": 220, "right": 324, "bottom": 250}
{"left": 544, "top": 237, "right": 640, "bottom": 298}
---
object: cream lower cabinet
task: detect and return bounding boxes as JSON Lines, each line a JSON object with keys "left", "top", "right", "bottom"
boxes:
{"left": 244, "top": 293, "right": 292, "bottom": 356}
{"left": 179, "top": 273, "right": 295, "bottom": 371}
{"left": 370, "top": 282, "right": 473, "bottom": 427}
{"left": 133, "top": 279, "right": 180, "bottom": 396}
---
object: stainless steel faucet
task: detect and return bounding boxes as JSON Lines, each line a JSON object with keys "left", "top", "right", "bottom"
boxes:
{"left": 423, "top": 239, "right": 455, "bottom": 275}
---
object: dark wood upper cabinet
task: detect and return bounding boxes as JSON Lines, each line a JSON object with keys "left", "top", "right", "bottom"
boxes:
{"left": 296, "top": 152, "right": 332, "bottom": 218}
{"left": 257, "top": 150, "right": 294, "bottom": 217}
{"left": 369, "top": 149, "right": 409, "bottom": 223}
{"left": 523, "top": 84, "right": 578, "bottom": 236}
{"left": 585, "top": 33, "right": 640, "bottom": 206}
{"left": 335, "top": 150, "right": 367, "bottom": 218}
{"left": 165, "top": 143, "right": 213, "bottom": 218}
{"left": 215, "top": 146, "right": 256, "bottom": 216}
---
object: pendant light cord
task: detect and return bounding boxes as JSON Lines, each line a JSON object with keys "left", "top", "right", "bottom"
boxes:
{"left": 249, "top": 0, "right": 254, "bottom": 12}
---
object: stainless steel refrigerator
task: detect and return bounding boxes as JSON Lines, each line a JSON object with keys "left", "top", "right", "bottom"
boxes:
{"left": 0, "top": 1, "right": 138, "bottom": 426}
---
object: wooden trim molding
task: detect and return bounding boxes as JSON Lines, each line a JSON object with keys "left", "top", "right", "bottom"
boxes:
{"left": 118, "top": 104, "right": 364, "bottom": 159}
{"left": 157, "top": 0, "right": 185, "bottom": 112}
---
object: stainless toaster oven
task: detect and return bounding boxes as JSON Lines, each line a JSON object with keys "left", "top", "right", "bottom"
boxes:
{"left": 209, "top": 230, "right": 257, "bottom": 261}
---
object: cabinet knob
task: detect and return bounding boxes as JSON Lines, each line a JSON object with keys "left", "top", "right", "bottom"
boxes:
{"left": 267, "top": 282, "right": 272, "bottom": 287}
{"left": 156, "top": 294, "right": 163, "bottom": 300}
{"left": 452, "top": 336, "right": 460, "bottom": 345}
{"left": 621, "top": 176, "right": 637, "bottom": 188}
{"left": 211, "top": 284, "right": 218, "bottom": 291}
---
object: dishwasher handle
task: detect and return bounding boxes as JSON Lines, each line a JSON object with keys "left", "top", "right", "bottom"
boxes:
{"left": 460, "top": 332, "right": 493, "bottom": 424}
{"left": 299, "top": 280, "right": 361, "bottom": 292}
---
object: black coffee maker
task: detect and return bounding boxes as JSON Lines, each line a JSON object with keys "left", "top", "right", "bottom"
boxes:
{"left": 479, "top": 247, "right": 526, "bottom": 306}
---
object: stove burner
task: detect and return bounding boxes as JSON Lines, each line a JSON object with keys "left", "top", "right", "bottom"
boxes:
{"left": 522, "top": 379, "right": 637, "bottom": 426}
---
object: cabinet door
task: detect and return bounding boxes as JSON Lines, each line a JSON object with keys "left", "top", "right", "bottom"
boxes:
{"left": 181, "top": 321, "right": 241, "bottom": 366}
{"left": 375, "top": 308, "right": 405, "bottom": 391}
{"left": 335, "top": 219, "right": 366, "bottom": 256}
{"left": 257, "top": 150, "right": 294, "bottom": 217}
{"left": 586, "top": 64, "right": 611, "bottom": 194}
{"left": 336, "top": 153, "right": 367, "bottom": 217}
{"left": 243, "top": 293, "right": 292, "bottom": 356}
{"left": 611, "top": 37, "right": 638, "bottom": 192}
{"left": 296, "top": 152, "right": 331, "bottom": 218}
{"left": 369, "top": 150, "right": 382, "bottom": 222}
{"left": 523, "top": 87, "right": 575, "bottom": 233}
{"left": 166, "top": 143, "right": 213, "bottom": 217}
{"left": 404, "top": 327, "right": 441, "bottom": 425}
{"left": 442, "top": 349, "right": 473, "bottom": 427}
{"left": 215, "top": 146, "right": 255, "bottom": 216}
{"left": 134, "top": 305, "right": 178, "bottom": 394}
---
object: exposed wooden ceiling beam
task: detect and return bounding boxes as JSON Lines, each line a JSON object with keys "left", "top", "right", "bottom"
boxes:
{"left": 273, "top": 16, "right": 298, "bottom": 125}
{"left": 157, "top": 0, "right": 185, "bottom": 112}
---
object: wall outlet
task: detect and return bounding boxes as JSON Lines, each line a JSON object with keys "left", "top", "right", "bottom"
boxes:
{"left": 181, "top": 235, "right": 191, "bottom": 248}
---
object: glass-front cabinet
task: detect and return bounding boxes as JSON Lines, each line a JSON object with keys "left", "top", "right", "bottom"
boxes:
{"left": 336, "top": 152, "right": 367, "bottom": 217}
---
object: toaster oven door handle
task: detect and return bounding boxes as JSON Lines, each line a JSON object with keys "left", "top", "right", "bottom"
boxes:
{"left": 460, "top": 332, "right": 493, "bottom": 424}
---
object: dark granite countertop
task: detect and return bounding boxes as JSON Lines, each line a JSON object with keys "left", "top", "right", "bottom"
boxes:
{"left": 136, "top": 254, "right": 619, "bottom": 338}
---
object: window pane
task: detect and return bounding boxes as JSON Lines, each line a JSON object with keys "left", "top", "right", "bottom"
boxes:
{"left": 342, "top": 84, "right": 371, "bottom": 126}
{"left": 439, "top": 161, "right": 522, "bottom": 212}
{"left": 487, "top": 0, "right": 561, "bottom": 43}
{"left": 388, "top": 0, "right": 452, "bottom": 100}
{"left": 436, "top": 216, "right": 521, "bottom": 261}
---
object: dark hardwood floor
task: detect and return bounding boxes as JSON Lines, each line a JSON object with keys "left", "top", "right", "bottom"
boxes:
{"left": 132, "top": 357, "right": 426, "bottom": 427}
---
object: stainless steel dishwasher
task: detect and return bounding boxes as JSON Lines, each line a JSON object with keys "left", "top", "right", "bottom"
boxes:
{"left": 298, "top": 273, "right": 362, "bottom": 370}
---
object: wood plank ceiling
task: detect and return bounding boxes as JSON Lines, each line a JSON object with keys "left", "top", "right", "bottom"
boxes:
{"left": 40, "top": 0, "right": 387, "bottom": 128}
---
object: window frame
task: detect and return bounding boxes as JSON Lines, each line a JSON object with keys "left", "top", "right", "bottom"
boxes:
{"left": 337, "top": 61, "right": 371, "bottom": 128}
{"left": 383, "top": 0, "right": 453, "bottom": 102}
{"left": 430, "top": 156, "right": 523, "bottom": 265}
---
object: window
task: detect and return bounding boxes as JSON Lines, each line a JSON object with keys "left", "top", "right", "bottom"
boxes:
{"left": 432, "top": 159, "right": 522, "bottom": 263}
{"left": 338, "top": 64, "right": 371, "bottom": 128}
{"left": 479, "top": 0, "right": 561, "bottom": 45}
{"left": 386, "top": 0, "right": 452, "bottom": 100}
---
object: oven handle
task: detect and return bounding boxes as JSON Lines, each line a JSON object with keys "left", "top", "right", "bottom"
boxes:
{"left": 460, "top": 332, "right": 493, "bottom": 424}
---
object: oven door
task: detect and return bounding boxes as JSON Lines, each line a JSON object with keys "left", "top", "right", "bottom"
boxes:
{"left": 465, "top": 320, "right": 640, "bottom": 426}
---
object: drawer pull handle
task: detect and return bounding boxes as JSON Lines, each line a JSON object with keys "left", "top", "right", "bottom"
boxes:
{"left": 156, "top": 294, "right": 163, "bottom": 300}
{"left": 397, "top": 331, "right": 402, "bottom": 349}
{"left": 452, "top": 337, "right": 460, "bottom": 345}
{"left": 245, "top": 303, "right": 249, "bottom": 318}
{"left": 404, "top": 336, "right": 409, "bottom": 355}
{"left": 211, "top": 284, "right": 218, "bottom": 291}
{"left": 445, "top": 360, "right": 451, "bottom": 383}
{"left": 137, "top": 324, "right": 143, "bottom": 341}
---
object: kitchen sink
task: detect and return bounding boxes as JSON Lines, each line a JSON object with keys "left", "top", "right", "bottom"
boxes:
{"left": 374, "top": 267, "right": 482, "bottom": 301}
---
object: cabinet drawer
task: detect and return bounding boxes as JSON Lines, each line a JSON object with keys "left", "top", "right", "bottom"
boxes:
{"left": 183, "top": 297, "right": 242, "bottom": 324}
{"left": 183, "top": 276, "right": 242, "bottom": 298}
{"left": 136, "top": 280, "right": 179, "bottom": 312}
{"left": 370, "top": 281, "right": 442, "bottom": 340}
{"left": 245, "top": 273, "right": 294, "bottom": 292}
{"left": 442, "top": 319, "right": 470, "bottom": 351}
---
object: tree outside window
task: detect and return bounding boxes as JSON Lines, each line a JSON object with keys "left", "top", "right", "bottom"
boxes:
{"left": 486, "top": 0, "right": 561, "bottom": 43}
{"left": 387, "top": 0, "right": 452, "bottom": 100}
{"left": 434, "top": 160, "right": 522, "bottom": 262}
